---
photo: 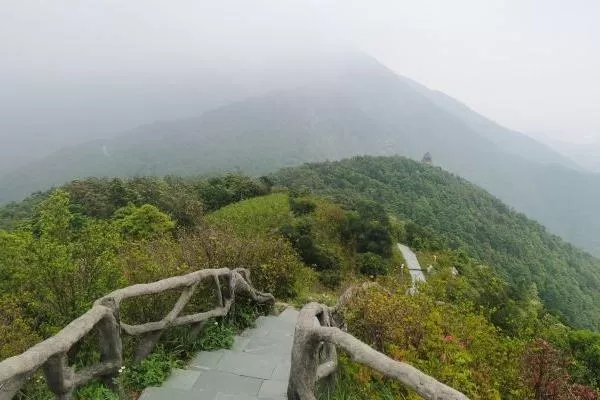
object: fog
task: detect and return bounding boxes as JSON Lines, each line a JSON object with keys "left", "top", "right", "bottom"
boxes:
{"left": 1, "top": 0, "right": 599, "bottom": 174}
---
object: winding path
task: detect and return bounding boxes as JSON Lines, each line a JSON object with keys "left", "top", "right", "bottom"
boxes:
{"left": 397, "top": 243, "right": 426, "bottom": 293}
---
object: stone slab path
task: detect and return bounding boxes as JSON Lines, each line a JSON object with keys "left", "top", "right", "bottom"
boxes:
{"left": 397, "top": 243, "right": 425, "bottom": 294}
{"left": 139, "top": 307, "right": 299, "bottom": 400}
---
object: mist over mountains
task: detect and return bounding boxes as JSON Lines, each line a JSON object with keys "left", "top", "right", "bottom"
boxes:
{"left": 1, "top": 53, "right": 600, "bottom": 255}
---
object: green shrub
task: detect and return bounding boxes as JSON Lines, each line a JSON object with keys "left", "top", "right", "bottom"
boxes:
{"left": 0, "top": 297, "right": 41, "bottom": 360}
{"left": 113, "top": 204, "right": 175, "bottom": 240}
{"left": 341, "top": 210, "right": 393, "bottom": 258}
{"left": 75, "top": 382, "right": 119, "bottom": 400}
{"left": 358, "top": 252, "right": 389, "bottom": 276}
{"left": 319, "top": 270, "right": 342, "bottom": 289}
{"left": 281, "top": 221, "right": 340, "bottom": 271}
{"left": 120, "top": 347, "right": 183, "bottom": 392}
{"left": 194, "top": 319, "right": 236, "bottom": 351}
{"left": 289, "top": 197, "right": 317, "bottom": 216}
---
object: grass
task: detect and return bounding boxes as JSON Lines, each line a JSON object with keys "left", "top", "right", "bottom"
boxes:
{"left": 205, "top": 192, "right": 293, "bottom": 237}
{"left": 316, "top": 356, "right": 406, "bottom": 400}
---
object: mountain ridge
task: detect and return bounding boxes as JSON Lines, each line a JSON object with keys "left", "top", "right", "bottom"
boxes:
{"left": 2, "top": 54, "right": 600, "bottom": 255}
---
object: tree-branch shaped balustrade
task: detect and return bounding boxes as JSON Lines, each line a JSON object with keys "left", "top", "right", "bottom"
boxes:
{"left": 0, "top": 268, "right": 274, "bottom": 400}
{"left": 288, "top": 285, "right": 470, "bottom": 400}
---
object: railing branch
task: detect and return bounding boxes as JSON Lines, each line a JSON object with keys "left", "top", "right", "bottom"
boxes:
{"left": 0, "top": 305, "right": 111, "bottom": 382}
{"left": 0, "top": 268, "right": 274, "bottom": 399}
{"left": 288, "top": 289, "right": 470, "bottom": 400}
{"left": 318, "top": 326, "right": 468, "bottom": 400}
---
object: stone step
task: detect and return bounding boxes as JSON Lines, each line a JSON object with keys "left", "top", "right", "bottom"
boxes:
{"left": 277, "top": 307, "right": 299, "bottom": 324}
{"left": 140, "top": 386, "right": 217, "bottom": 400}
{"left": 139, "top": 308, "right": 297, "bottom": 400}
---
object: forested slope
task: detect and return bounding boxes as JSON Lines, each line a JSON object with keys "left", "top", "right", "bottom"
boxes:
{"left": 3, "top": 166, "right": 600, "bottom": 398}
{"left": 272, "top": 155, "right": 600, "bottom": 330}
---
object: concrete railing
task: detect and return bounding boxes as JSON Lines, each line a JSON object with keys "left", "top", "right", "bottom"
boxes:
{"left": 0, "top": 268, "right": 274, "bottom": 400}
{"left": 287, "top": 285, "right": 470, "bottom": 400}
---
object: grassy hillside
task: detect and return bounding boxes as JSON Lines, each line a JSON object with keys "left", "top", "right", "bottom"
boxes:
{"left": 272, "top": 155, "right": 600, "bottom": 330}
{"left": 205, "top": 192, "right": 293, "bottom": 237}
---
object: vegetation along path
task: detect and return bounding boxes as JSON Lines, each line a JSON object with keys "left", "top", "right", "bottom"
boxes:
{"left": 140, "top": 307, "right": 299, "bottom": 400}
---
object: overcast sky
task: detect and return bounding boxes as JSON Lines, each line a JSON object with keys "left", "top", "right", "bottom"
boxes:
{"left": 1, "top": 0, "right": 599, "bottom": 171}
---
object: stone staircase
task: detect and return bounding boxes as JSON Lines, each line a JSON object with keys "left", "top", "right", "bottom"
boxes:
{"left": 139, "top": 307, "right": 299, "bottom": 400}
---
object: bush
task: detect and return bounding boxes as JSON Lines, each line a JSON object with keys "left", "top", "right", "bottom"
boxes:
{"left": 342, "top": 285, "right": 527, "bottom": 399}
{"left": 358, "top": 252, "right": 390, "bottom": 276}
{"left": 281, "top": 220, "right": 340, "bottom": 271}
{"left": 178, "top": 228, "right": 310, "bottom": 299}
{"left": 113, "top": 204, "right": 175, "bottom": 240}
{"left": 319, "top": 270, "right": 342, "bottom": 289}
{"left": 341, "top": 211, "right": 393, "bottom": 258}
{"left": 0, "top": 298, "right": 41, "bottom": 360}
{"left": 289, "top": 197, "right": 316, "bottom": 216}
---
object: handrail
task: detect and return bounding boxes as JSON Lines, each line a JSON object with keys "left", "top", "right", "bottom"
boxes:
{"left": 0, "top": 268, "right": 274, "bottom": 400}
{"left": 287, "top": 287, "right": 470, "bottom": 400}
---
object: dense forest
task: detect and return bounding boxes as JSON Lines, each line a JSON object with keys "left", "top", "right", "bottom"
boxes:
{"left": 2, "top": 157, "right": 600, "bottom": 398}
{"left": 272, "top": 155, "right": 600, "bottom": 331}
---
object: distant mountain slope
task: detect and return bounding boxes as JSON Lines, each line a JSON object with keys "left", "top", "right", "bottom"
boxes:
{"left": 403, "top": 79, "right": 582, "bottom": 170}
{"left": 1, "top": 54, "right": 600, "bottom": 255}
{"left": 525, "top": 133, "right": 600, "bottom": 173}
{"left": 271, "top": 155, "right": 600, "bottom": 330}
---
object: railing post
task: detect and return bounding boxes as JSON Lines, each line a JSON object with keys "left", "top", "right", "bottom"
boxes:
{"left": 0, "top": 374, "right": 29, "bottom": 400}
{"left": 316, "top": 309, "right": 338, "bottom": 391}
{"left": 43, "top": 353, "right": 73, "bottom": 400}
{"left": 288, "top": 328, "right": 320, "bottom": 400}
{"left": 288, "top": 304, "right": 326, "bottom": 400}
{"left": 214, "top": 274, "right": 224, "bottom": 308}
{"left": 134, "top": 331, "right": 163, "bottom": 362}
{"left": 97, "top": 298, "right": 122, "bottom": 391}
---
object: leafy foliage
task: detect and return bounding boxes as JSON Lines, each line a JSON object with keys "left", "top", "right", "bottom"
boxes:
{"left": 0, "top": 174, "right": 270, "bottom": 231}
{"left": 113, "top": 203, "right": 175, "bottom": 240}
{"left": 120, "top": 347, "right": 183, "bottom": 391}
{"left": 272, "top": 155, "right": 600, "bottom": 330}
{"left": 4, "top": 161, "right": 600, "bottom": 399}
{"left": 289, "top": 196, "right": 317, "bottom": 216}
{"left": 357, "top": 252, "right": 389, "bottom": 276}
{"left": 341, "top": 285, "right": 526, "bottom": 399}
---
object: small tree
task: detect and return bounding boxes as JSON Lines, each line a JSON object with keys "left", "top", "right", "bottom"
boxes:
{"left": 358, "top": 252, "right": 389, "bottom": 276}
{"left": 113, "top": 204, "right": 175, "bottom": 240}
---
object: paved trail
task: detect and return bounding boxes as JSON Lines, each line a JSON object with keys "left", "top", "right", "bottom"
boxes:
{"left": 140, "top": 246, "right": 423, "bottom": 399}
{"left": 140, "top": 307, "right": 298, "bottom": 400}
{"left": 397, "top": 243, "right": 426, "bottom": 293}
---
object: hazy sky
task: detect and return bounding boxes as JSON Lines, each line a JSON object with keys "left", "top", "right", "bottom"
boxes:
{"left": 1, "top": 0, "right": 599, "bottom": 172}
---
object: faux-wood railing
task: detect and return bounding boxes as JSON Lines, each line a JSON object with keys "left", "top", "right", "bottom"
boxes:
{"left": 287, "top": 286, "right": 470, "bottom": 400}
{"left": 0, "top": 268, "right": 274, "bottom": 400}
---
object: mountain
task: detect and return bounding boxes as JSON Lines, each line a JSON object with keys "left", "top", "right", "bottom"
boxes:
{"left": 2, "top": 53, "right": 600, "bottom": 255}
{"left": 272, "top": 155, "right": 600, "bottom": 330}
{"left": 403, "top": 79, "right": 583, "bottom": 170}
{"left": 524, "top": 133, "right": 600, "bottom": 173}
